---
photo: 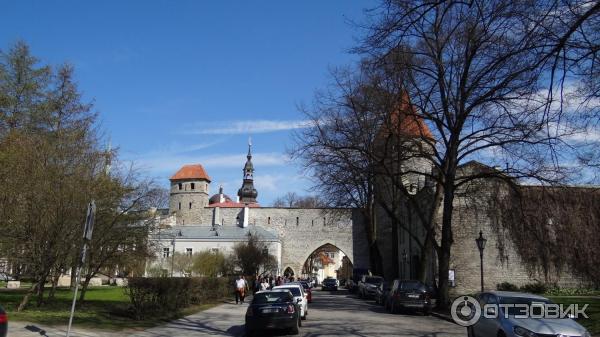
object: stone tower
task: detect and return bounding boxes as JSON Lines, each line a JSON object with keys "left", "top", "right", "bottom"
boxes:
{"left": 169, "top": 164, "right": 211, "bottom": 225}
{"left": 237, "top": 140, "right": 258, "bottom": 204}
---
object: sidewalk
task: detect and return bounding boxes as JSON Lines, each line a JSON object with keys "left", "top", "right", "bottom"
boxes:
{"left": 7, "top": 299, "right": 249, "bottom": 337}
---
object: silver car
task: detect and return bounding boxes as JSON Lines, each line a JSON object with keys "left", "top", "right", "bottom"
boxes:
{"left": 468, "top": 291, "right": 590, "bottom": 337}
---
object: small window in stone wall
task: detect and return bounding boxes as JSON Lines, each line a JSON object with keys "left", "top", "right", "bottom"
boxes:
{"left": 268, "top": 217, "right": 271, "bottom": 224}
{"left": 178, "top": 202, "right": 181, "bottom": 210}
{"left": 323, "top": 217, "right": 326, "bottom": 225}
{"left": 186, "top": 248, "right": 193, "bottom": 256}
{"left": 178, "top": 183, "right": 182, "bottom": 190}
{"left": 191, "top": 183, "right": 195, "bottom": 190}
{"left": 296, "top": 217, "right": 299, "bottom": 226}
{"left": 189, "top": 202, "right": 192, "bottom": 209}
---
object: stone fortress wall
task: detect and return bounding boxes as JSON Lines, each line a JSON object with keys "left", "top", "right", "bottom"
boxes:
{"left": 176, "top": 205, "right": 370, "bottom": 277}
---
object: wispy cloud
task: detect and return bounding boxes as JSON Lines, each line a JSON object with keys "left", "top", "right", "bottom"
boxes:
{"left": 183, "top": 120, "right": 312, "bottom": 135}
{"left": 125, "top": 152, "right": 290, "bottom": 176}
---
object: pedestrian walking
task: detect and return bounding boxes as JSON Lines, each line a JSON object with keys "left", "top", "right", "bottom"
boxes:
{"left": 235, "top": 275, "right": 248, "bottom": 304}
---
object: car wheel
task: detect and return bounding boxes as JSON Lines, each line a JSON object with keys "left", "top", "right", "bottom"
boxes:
{"left": 289, "top": 317, "right": 300, "bottom": 335}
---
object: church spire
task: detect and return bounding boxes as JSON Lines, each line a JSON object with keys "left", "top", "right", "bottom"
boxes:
{"left": 238, "top": 138, "right": 258, "bottom": 203}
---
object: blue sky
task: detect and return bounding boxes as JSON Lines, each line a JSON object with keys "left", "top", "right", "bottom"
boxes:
{"left": 1, "top": 1, "right": 376, "bottom": 204}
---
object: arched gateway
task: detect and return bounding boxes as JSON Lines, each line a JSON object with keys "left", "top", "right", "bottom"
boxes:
{"left": 149, "top": 143, "right": 370, "bottom": 276}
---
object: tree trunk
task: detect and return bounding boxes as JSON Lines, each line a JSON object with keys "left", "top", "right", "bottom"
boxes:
{"left": 437, "top": 183, "right": 455, "bottom": 309}
{"left": 17, "top": 281, "right": 39, "bottom": 312}
{"left": 36, "top": 278, "right": 46, "bottom": 306}
{"left": 70, "top": 265, "right": 77, "bottom": 289}
{"left": 391, "top": 218, "right": 400, "bottom": 279}
{"left": 48, "top": 270, "right": 61, "bottom": 300}
{"left": 79, "top": 275, "right": 92, "bottom": 302}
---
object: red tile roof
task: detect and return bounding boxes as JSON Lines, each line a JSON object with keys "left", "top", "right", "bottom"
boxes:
{"left": 381, "top": 91, "right": 433, "bottom": 140}
{"left": 170, "top": 164, "right": 211, "bottom": 182}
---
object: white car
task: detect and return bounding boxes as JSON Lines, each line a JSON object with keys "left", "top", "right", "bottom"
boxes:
{"left": 273, "top": 284, "right": 308, "bottom": 320}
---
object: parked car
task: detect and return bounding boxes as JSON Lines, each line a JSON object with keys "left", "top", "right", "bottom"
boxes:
{"left": 290, "top": 281, "right": 312, "bottom": 303}
{"left": 387, "top": 280, "right": 435, "bottom": 315}
{"left": 358, "top": 275, "right": 384, "bottom": 299}
{"left": 273, "top": 284, "right": 308, "bottom": 320}
{"left": 321, "top": 277, "right": 339, "bottom": 291}
{"left": 468, "top": 291, "right": 591, "bottom": 337}
{"left": 245, "top": 290, "right": 301, "bottom": 336}
{"left": 0, "top": 305, "right": 7, "bottom": 337}
{"left": 374, "top": 281, "right": 391, "bottom": 306}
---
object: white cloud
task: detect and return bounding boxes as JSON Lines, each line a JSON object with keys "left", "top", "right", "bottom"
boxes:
{"left": 183, "top": 120, "right": 312, "bottom": 135}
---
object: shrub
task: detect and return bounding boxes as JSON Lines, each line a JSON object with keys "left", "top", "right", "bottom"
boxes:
{"left": 496, "top": 282, "right": 519, "bottom": 291}
{"left": 126, "top": 277, "right": 233, "bottom": 320}
{"left": 520, "top": 282, "right": 547, "bottom": 294}
{"left": 544, "top": 287, "right": 600, "bottom": 296}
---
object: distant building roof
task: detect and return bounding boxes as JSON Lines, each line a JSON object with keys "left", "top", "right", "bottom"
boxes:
{"left": 380, "top": 91, "right": 434, "bottom": 140}
{"left": 154, "top": 225, "right": 278, "bottom": 241}
{"left": 170, "top": 164, "right": 211, "bottom": 182}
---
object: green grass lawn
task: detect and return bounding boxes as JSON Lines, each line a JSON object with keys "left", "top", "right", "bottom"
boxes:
{"left": 0, "top": 286, "right": 219, "bottom": 330}
{"left": 548, "top": 296, "right": 600, "bottom": 335}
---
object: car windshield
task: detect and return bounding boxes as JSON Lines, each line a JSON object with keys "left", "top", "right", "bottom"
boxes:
{"left": 498, "top": 296, "right": 552, "bottom": 316}
{"left": 277, "top": 287, "right": 302, "bottom": 296}
{"left": 366, "top": 277, "right": 383, "bottom": 284}
{"left": 253, "top": 292, "right": 292, "bottom": 304}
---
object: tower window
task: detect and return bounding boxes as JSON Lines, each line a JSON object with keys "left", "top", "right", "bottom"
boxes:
{"left": 189, "top": 202, "right": 192, "bottom": 209}
{"left": 178, "top": 202, "right": 181, "bottom": 210}
{"left": 268, "top": 217, "right": 271, "bottom": 224}
{"left": 296, "top": 217, "right": 299, "bottom": 226}
{"left": 191, "top": 183, "right": 195, "bottom": 190}
{"left": 178, "top": 183, "right": 182, "bottom": 190}
{"left": 323, "top": 217, "right": 326, "bottom": 225}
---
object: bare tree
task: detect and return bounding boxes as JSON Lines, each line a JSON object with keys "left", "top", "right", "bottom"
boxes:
{"left": 272, "top": 192, "right": 325, "bottom": 208}
{"left": 356, "top": 0, "right": 600, "bottom": 307}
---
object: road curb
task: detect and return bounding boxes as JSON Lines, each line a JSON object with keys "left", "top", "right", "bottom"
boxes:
{"left": 431, "top": 311, "right": 458, "bottom": 325}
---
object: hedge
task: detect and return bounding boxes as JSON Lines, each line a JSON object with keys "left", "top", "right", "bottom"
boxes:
{"left": 126, "top": 277, "right": 233, "bottom": 320}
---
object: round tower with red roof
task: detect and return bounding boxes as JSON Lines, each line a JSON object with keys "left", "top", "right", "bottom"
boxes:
{"left": 169, "top": 164, "right": 211, "bottom": 225}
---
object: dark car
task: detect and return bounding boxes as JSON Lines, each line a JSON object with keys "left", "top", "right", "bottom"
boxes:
{"left": 245, "top": 290, "right": 301, "bottom": 336}
{"left": 387, "top": 280, "right": 436, "bottom": 315}
{"left": 321, "top": 277, "right": 338, "bottom": 291}
{"left": 358, "top": 275, "right": 384, "bottom": 299}
{"left": 0, "top": 305, "right": 7, "bottom": 337}
{"left": 374, "top": 281, "right": 391, "bottom": 306}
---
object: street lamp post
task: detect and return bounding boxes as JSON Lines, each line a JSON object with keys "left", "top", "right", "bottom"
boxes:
{"left": 475, "top": 230, "right": 487, "bottom": 292}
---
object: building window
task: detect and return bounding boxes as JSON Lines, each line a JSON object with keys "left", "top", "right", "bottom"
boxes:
{"left": 268, "top": 217, "right": 271, "bottom": 224}
{"left": 262, "top": 248, "right": 269, "bottom": 256}
{"left": 178, "top": 183, "right": 182, "bottom": 190}
{"left": 312, "top": 219, "right": 314, "bottom": 226}
{"left": 178, "top": 202, "right": 181, "bottom": 210}
{"left": 163, "top": 247, "right": 170, "bottom": 258}
{"left": 323, "top": 217, "right": 326, "bottom": 225}
{"left": 296, "top": 217, "right": 299, "bottom": 226}
{"left": 189, "top": 202, "right": 192, "bottom": 209}
{"left": 191, "top": 183, "right": 195, "bottom": 190}
{"left": 330, "top": 252, "right": 335, "bottom": 259}
{"left": 211, "top": 248, "right": 219, "bottom": 253}
{"left": 186, "top": 248, "right": 193, "bottom": 256}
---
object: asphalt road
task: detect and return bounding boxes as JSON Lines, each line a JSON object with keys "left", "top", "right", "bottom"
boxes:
{"left": 252, "top": 288, "right": 466, "bottom": 337}
{"left": 8, "top": 288, "right": 466, "bottom": 337}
